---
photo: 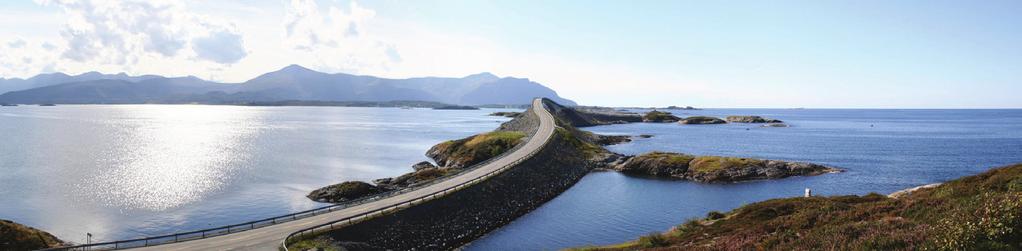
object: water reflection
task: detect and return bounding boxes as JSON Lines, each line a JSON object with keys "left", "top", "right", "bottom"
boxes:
{"left": 81, "top": 105, "right": 263, "bottom": 211}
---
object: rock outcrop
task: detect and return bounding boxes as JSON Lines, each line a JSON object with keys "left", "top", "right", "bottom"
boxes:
{"left": 373, "top": 167, "right": 453, "bottom": 190}
{"left": 0, "top": 220, "right": 65, "bottom": 250}
{"left": 642, "top": 111, "right": 681, "bottom": 123}
{"left": 679, "top": 116, "right": 726, "bottom": 124}
{"left": 613, "top": 152, "right": 840, "bottom": 183}
{"left": 307, "top": 181, "right": 386, "bottom": 203}
{"left": 488, "top": 112, "right": 521, "bottom": 117}
{"left": 726, "top": 115, "right": 782, "bottom": 123}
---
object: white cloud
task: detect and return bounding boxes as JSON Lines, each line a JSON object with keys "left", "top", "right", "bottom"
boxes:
{"left": 281, "top": 0, "right": 398, "bottom": 73}
{"left": 7, "top": 39, "right": 27, "bottom": 49}
{"left": 37, "top": 0, "right": 247, "bottom": 65}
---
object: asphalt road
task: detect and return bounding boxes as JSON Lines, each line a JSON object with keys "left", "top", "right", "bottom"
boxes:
{"left": 131, "top": 98, "right": 556, "bottom": 251}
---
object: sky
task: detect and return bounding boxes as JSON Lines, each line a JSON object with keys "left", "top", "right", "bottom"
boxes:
{"left": 0, "top": 0, "right": 1020, "bottom": 108}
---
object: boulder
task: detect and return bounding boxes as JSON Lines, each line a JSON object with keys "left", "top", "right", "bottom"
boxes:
{"left": 411, "top": 161, "right": 437, "bottom": 171}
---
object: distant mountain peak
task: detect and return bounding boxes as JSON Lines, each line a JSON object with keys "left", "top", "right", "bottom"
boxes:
{"left": 463, "top": 72, "right": 500, "bottom": 82}
{"left": 280, "top": 64, "right": 315, "bottom": 73}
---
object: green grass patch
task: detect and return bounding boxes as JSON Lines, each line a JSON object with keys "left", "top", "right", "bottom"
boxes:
{"left": 689, "top": 156, "right": 765, "bottom": 173}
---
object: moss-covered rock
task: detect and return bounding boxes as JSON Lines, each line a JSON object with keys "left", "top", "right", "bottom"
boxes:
{"left": 679, "top": 116, "right": 726, "bottom": 124}
{"left": 581, "top": 163, "right": 1022, "bottom": 251}
{"left": 725, "top": 115, "right": 782, "bottom": 123}
{"left": 426, "top": 131, "right": 526, "bottom": 169}
{"left": 642, "top": 111, "right": 681, "bottom": 123}
{"left": 614, "top": 152, "right": 839, "bottom": 183}
{"left": 307, "top": 181, "right": 386, "bottom": 203}
{"left": 1, "top": 219, "right": 65, "bottom": 250}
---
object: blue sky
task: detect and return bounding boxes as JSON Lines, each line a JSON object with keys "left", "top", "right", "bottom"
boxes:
{"left": 1, "top": 0, "right": 1020, "bottom": 108}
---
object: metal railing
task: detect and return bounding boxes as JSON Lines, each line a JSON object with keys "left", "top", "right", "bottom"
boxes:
{"left": 280, "top": 101, "right": 555, "bottom": 250}
{"left": 41, "top": 101, "right": 552, "bottom": 251}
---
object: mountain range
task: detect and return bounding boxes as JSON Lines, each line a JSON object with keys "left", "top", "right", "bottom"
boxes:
{"left": 0, "top": 65, "right": 576, "bottom": 106}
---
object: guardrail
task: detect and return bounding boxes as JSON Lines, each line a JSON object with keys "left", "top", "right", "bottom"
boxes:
{"left": 40, "top": 103, "right": 549, "bottom": 251}
{"left": 280, "top": 102, "right": 554, "bottom": 250}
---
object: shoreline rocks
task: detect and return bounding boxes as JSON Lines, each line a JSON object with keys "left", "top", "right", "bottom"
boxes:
{"left": 679, "top": 116, "right": 726, "bottom": 124}
{"left": 611, "top": 152, "right": 841, "bottom": 183}
{"left": 726, "top": 115, "right": 782, "bottom": 123}
{"left": 307, "top": 181, "right": 386, "bottom": 203}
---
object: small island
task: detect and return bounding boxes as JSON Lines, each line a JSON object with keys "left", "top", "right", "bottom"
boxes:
{"left": 678, "top": 116, "right": 726, "bottom": 124}
{"left": 609, "top": 152, "right": 840, "bottom": 183}
{"left": 433, "top": 105, "right": 480, "bottom": 110}
{"left": 726, "top": 115, "right": 782, "bottom": 123}
{"left": 641, "top": 111, "right": 681, "bottom": 123}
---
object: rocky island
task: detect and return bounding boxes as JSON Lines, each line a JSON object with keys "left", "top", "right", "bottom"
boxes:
{"left": 726, "top": 115, "right": 782, "bottom": 123}
{"left": 679, "top": 116, "right": 727, "bottom": 124}
{"left": 609, "top": 152, "right": 840, "bottom": 183}
{"left": 641, "top": 110, "right": 681, "bottom": 123}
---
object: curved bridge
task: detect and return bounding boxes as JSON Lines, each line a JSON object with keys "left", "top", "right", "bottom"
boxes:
{"left": 57, "top": 98, "right": 555, "bottom": 251}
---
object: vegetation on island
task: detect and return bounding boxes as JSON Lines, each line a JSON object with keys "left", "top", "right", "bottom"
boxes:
{"left": 1, "top": 219, "right": 65, "bottom": 250}
{"left": 725, "top": 115, "right": 782, "bottom": 123}
{"left": 579, "top": 163, "right": 1022, "bottom": 250}
{"left": 641, "top": 110, "right": 681, "bottom": 123}
{"left": 612, "top": 152, "right": 839, "bottom": 183}
{"left": 427, "top": 131, "right": 526, "bottom": 169}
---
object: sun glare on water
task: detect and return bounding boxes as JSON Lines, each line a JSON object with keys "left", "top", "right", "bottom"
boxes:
{"left": 80, "top": 105, "right": 263, "bottom": 211}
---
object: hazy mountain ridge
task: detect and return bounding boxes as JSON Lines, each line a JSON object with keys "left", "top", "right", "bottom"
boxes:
{"left": 0, "top": 65, "right": 576, "bottom": 106}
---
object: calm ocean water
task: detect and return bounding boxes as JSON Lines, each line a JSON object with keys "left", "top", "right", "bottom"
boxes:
{"left": 467, "top": 108, "right": 1022, "bottom": 250}
{"left": 3, "top": 106, "right": 1021, "bottom": 249}
{"left": 0, "top": 105, "right": 512, "bottom": 244}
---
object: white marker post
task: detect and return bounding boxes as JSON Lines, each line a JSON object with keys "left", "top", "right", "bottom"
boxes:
{"left": 804, "top": 188, "right": 812, "bottom": 197}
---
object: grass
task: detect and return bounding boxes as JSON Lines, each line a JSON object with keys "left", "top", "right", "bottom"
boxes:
{"left": 577, "top": 163, "right": 1022, "bottom": 250}
{"left": 689, "top": 156, "right": 765, "bottom": 173}
{"left": 0, "top": 220, "right": 64, "bottom": 250}
{"left": 287, "top": 237, "right": 342, "bottom": 251}
{"left": 432, "top": 131, "right": 526, "bottom": 168}
{"left": 638, "top": 152, "right": 695, "bottom": 167}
